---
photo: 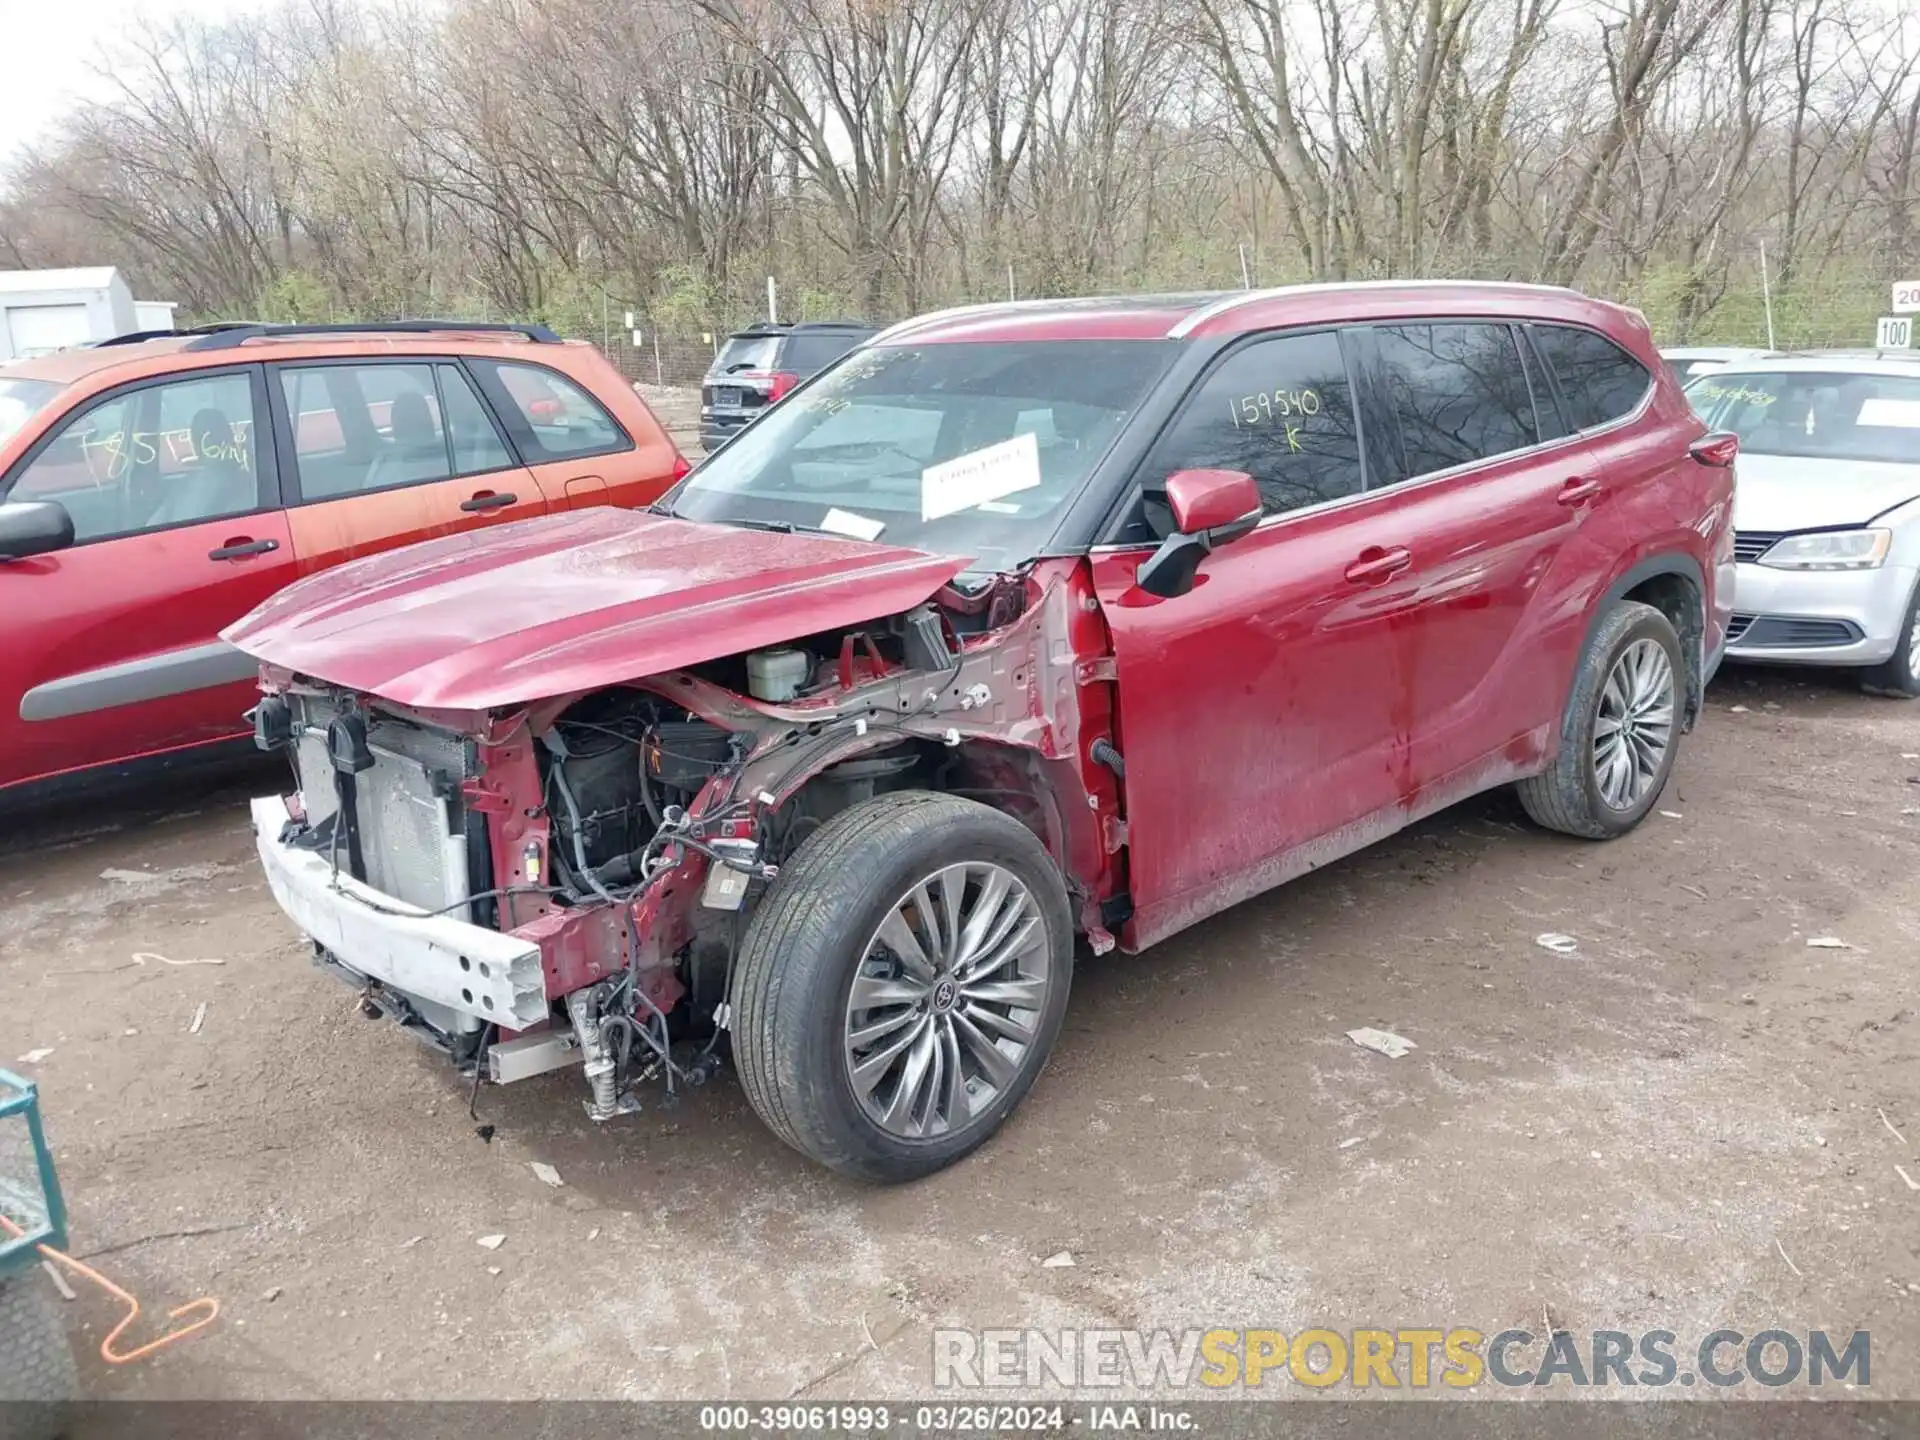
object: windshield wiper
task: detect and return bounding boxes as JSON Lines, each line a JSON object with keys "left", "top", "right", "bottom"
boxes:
{"left": 724, "top": 516, "right": 835, "bottom": 536}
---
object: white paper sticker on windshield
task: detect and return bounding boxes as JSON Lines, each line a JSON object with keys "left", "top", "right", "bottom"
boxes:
{"left": 1857, "top": 397, "right": 1920, "bottom": 429}
{"left": 820, "top": 507, "right": 886, "bottom": 542}
{"left": 921, "top": 432, "right": 1041, "bottom": 521}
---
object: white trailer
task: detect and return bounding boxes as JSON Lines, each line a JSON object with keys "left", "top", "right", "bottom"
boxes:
{"left": 133, "top": 300, "right": 179, "bottom": 333}
{"left": 0, "top": 268, "right": 139, "bottom": 360}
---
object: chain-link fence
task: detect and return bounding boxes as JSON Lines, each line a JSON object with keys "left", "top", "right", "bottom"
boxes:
{"left": 595, "top": 331, "right": 722, "bottom": 389}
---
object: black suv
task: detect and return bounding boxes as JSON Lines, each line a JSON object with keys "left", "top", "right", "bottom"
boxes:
{"left": 699, "top": 321, "right": 877, "bottom": 450}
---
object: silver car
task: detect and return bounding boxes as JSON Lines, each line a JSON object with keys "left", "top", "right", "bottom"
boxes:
{"left": 1685, "top": 354, "right": 1920, "bottom": 695}
{"left": 1663, "top": 345, "right": 1773, "bottom": 384}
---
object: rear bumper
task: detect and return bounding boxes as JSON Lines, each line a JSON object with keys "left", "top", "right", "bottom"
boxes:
{"left": 251, "top": 794, "right": 548, "bottom": 1030}
{"left": 1726, "top": 562, "right": 1916, "bottom": 667}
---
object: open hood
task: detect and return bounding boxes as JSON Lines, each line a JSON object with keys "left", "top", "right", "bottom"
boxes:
{"left": 1734, "top": 453, "right": 1920, "bottom": 532}
{"left": 222, "top": 509, "right": 972, "bottom": 710}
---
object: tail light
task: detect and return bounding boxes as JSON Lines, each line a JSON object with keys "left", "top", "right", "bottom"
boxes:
{"left": 740, "top": 370, "right": 802, "bottom": 404}
{"left": 669, "top": 452, "right": 692, "bottom": 483}
{"left": 1690, "top": 432, "right": 1739, "bottom": 467}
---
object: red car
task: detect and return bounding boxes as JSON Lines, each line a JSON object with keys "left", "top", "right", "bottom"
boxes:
{"left": 229, "top": 285, "right": 1735, "bottom": 1181}
{"left": 0, "top": 322, "right": 688, "bottom": 797}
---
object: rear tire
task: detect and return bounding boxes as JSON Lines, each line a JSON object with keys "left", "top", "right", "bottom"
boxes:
{"left": 1519, "top": 600, "right": 1684, "bottom": 839}
{"left": 731, "top": 791, "right": 1073, "bottom": 1182}
{"left": 1858, "top": 579, "right": 1920, "bottom": 698}
{"left": 0, "top": 1271, "right": 79, "bottom": 1439}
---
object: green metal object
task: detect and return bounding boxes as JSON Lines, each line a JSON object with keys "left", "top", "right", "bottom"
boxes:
{"left": 0, "top": 1067, "right": 66, "bottom": 1274}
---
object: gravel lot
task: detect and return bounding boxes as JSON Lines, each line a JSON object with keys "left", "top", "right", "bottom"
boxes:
{"left": 4, "top": 663, "right": 1918, "bottom": 1403}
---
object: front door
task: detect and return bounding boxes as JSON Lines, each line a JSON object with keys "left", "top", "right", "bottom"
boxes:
{"left": 1089, "top": 328, "right": 1418, "bottom": 949}
{"left": 0, "top": 365, "right": 296, "bottom": 788}
{"left": 268, "top": 359, "right": 547, "bottom": 575}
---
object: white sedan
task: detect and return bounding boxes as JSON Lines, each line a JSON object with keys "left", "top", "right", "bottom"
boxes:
{"left": 1685, "top": 354, "right": 1920, "bottom": 695}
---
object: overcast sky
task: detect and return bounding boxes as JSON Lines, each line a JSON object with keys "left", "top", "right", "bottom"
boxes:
{"left": 0, "top": 0, "right": 273, "bottom": 161}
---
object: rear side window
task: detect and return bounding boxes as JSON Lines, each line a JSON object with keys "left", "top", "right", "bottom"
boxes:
{"left": 782, "top": 332, "right": 866, "bottom": 375}
{"left": 1373, "top": 323, "right": 1538, "bottom": 480}
{"left": 1532, "top": 325, "right": 1651, "bottom": 431}
{"left": 1139, "top": 330, "right": 1362, "bottom": 518}
{"left": 438, "top": 364, "right": 514, "bottom": 474}
{"left": 474, "top": 360, "right": 630, "bottom": 461}
{"left": 281, "top": 363, "right": 451, "bottom": 500}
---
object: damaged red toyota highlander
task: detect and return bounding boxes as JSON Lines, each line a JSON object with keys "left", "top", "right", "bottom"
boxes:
{"left": 228, "top": 284, "right": 1736, "bottom": 1181}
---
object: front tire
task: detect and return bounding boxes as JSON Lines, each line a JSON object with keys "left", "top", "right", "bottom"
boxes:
{"left": 731, "top": 791, "right": 1073, "bottom": 1182}
{"left": 1519, "top": 600, "right": 1684, "bottom": 839}
{"left": 1859, "top": 579, "right": 1920, "bottom": 698}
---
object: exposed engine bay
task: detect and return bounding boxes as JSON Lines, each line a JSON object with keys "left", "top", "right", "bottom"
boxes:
{"left": 251, "top": 563, "right": 1124, "bottom": 1123}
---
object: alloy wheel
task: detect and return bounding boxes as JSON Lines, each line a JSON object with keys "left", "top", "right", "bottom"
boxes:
{"left": 1592, "top": 637, "right": 1676, "bottom": 810}
{"left": 843, "top": 863, "right": 1052, "bottom": 1140}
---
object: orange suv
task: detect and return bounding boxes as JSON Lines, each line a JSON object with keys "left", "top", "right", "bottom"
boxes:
{"left": 0, "top": 321, "right": 688, "bottom": 797}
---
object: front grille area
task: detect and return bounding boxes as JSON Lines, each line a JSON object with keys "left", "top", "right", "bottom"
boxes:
{"left": 1726, "top": 613, "right": 1863, "bottom": 649}
{"left": 292, "top": 699, "right": 473, "bottom": 914}
{"left": 1733, "top": 531, "right": 1783, "bottom": 563}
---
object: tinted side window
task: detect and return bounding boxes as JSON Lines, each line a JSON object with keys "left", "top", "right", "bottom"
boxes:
{"left": 281, "top": 363, "right": 451, "bottom": 501}
{"left": 1374, "top": 323, "right": 1538, "bottom": 480}
{"left": 1532, "top": 324, "right": 1651, "bottom": 431}
{"left": 8, "top": 372, "right": 263, "bottom": 542}
{"left": 1139, "top": 331, "right": 1361, "bottom": 519}
{"left": 476, "top": 361, "right": 630, "bottom": 461}
{"left": 783, "top": 332, "right": 866, "bottom": 374}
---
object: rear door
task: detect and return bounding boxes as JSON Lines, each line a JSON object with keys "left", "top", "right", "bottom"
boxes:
{"left": 471, "top": 357, "right": 675, "bottom": 510}
{"left": 1089, "top": 327, "right": 1415, "bottom": 948}
{"left": 1358, "top": 321, "right": 1588, "bottom": 790}
{"left": 0, "top": 365, "right": 296, "bottom": 787}
{"left": 268, "top": 358, "right": 547, "bottom": 576}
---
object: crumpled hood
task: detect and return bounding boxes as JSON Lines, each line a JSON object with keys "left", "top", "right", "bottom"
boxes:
{"left": 222, "top": 508, "right": 971, "bottom": 710}
{"left": 1734, "top": 452, "right": 1920, "bottom": 531}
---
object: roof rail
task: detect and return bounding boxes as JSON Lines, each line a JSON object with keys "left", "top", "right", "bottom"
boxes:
{"left": 92, "top": 322, "right": 261, "bottom": 349}
{"left": 1165, "top": 279, "right": 1584, "bottom": 338}
{"left": 182, "top": 320, "right": 561, "bottom": 351}
{"left": 869, "top": 298, "right": 1069, "bottom": 346}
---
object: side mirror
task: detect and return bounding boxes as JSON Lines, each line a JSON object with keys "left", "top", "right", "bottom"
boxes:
{"left": 1134, "top": 469, "right": 1261, "bottom": 600}
{"left": 0, "top": 500, "right": 75, "bottom": 560}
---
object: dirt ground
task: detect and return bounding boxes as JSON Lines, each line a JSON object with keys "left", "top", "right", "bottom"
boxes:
{"left": 4, "top": 662, "right": 1918, "bottom": 1404}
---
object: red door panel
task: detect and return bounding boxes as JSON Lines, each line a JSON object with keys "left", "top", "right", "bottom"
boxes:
{"left": 553, "top": 474, "right": 610, "bottom": 510}
{"left": 0, "top": 513, "right": 296, "bottom": 787}
{"left": 284, "top": 473, "right": 546, "bottom": 576}
{"left": 1091, "top": 496, "right": 1418, "bottom": 950}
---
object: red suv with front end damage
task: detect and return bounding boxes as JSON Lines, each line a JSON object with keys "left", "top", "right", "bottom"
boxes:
{"left": 227, "top": 284, "right": 1736, "bottom": 1182}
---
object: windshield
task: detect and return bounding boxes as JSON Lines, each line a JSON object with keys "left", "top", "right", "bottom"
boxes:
{"left": 668, "top": 340, "right": 1177, "bottom": 569}
{"left": 1670, "top": 359, "right": 1725, "bottom": 382}
{"left": 0, "top": 377, "right": 60, "bottom": 450}
{"left": 1687, "top": 370, "right": 1920, "bottom": 465}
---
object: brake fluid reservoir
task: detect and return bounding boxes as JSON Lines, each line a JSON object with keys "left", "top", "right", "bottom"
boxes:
{"left": 746, "top": 648, "right": 811, "bottom": 702}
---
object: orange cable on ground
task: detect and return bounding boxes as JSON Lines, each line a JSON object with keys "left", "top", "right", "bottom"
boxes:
{"left": 0, "top": 1211, "right": 219, "bottom": 1363}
